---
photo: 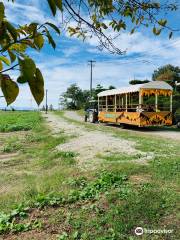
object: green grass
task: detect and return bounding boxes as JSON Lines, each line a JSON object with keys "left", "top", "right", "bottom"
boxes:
{"left": 0, "top": 111, "right": 41, "bottom": 132}
{"left": 76, "top": 109, "right": 85, "bottom": 116}
{"left": 0, "top": 111, "right": 179, "bottom": 239}
{"left": 54, "top": 111, "right": 180, "bottom": 239}
{"left": 3, "top": 136, "right": 23, "bottom": 153}
{"left": 97, "top": 152, "right": 145, "bottom": 162}
{"left": 0, "top": 112, "right": 78, "bottom": 213}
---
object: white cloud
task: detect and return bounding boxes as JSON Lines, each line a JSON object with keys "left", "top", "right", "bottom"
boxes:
{"left": 63, "top": 47, "right": 80, "bottom": 57}
{"left": 1, "top": 1, "right": 180, "bottom": 110}
{"left": 35, "top": 59, "right": 155, "bottom": 109}
{"left": 86, "top": 30, "right": 180, "bottom": 63}
{"left": 1, "top": 32, "right": 180, "bottom": 109}
{"left": 4, "top": 0, "right": 55, "bottom": 25}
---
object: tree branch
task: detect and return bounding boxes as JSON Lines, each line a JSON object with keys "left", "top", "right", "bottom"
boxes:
{"left": 64, "top": 0, "right": 125, "bottom": 54}
{"left": 0, "top": 64, "right": 19, "bottom": 74}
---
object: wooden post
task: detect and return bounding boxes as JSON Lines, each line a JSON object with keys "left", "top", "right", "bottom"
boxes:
{"left": 98, "top": 97, "right": 99, "bottom": 112}
{"left": 129, "top": 93, "right": 131, "bottom": 109}
{"left": 125, "top": 93, "right": 127, "bottom": 112}
{"left": 155, "top": 93, "right": 158, "bottom": 112}
{"left": 115, "top": 95, "right": 116, "bottom": 112}
{"left": 170, "top": 94, "right": 172, "bottom": 112}
{"left": 139, "top": 91, "right": 142, "bottom": 106}
{"left": 106, "top": 96, "right": 108, "bottom": 112}
{"left": 45, "top": 89, "right": 48, "bottom": 114}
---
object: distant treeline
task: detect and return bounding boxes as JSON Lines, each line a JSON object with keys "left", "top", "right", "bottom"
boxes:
{"left": 60, "top": 84, "right": 115, "bottom": 110}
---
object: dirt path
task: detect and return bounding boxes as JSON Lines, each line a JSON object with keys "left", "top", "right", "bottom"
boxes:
{"left": 64, "top": 111, "right": 180, "bottom": 141}
{"left": 44, "top": 113, "right": 153, "bottom": 170}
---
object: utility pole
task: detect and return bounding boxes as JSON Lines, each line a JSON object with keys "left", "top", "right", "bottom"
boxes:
{"left": 45, "top": 89, "right": 48, "bottom": 114}
{"left": 30, "top": 97, "right": 32, "bottom": 110}
{"left": 88, "top": 60, "right": 96, "bottom": 98}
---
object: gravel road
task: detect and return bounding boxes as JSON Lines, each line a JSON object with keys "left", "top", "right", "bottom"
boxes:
{"left": 44, "top": 112, "right": 153, "bottom": 170}
{"left": 64, "top": 111, "right": 180, "bottom": 141}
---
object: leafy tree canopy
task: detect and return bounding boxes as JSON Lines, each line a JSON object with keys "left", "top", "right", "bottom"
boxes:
{"left": 0, "top": 0, "right": 179, "bottom": 105}
{"left": 108, "top": 85, "right": 116, "bottom": 90}
{"left": 152, "top": 64, "right": 180, "bottom": 89}
{"left": 61, "top": 83, "right": 115, "bottom": 109}
{"left": 93, "top": 84, "right": 116, "bottom": 100}
{"left": 62, "top": 84, "right": 84, "bottom": 109}
{"left": 129, "top": 79, "right": 150, "bottom": 85}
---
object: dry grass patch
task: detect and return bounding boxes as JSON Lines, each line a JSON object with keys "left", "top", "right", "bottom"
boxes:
{"left": 129, "top": 174, "right": 152, "bottom": 184}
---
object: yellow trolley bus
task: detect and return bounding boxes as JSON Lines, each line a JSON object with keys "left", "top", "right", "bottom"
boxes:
{"left": 97, "top": 81, "right": 173, "bottom": 127}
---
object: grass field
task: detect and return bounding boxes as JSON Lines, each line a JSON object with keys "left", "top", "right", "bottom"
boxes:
{"left": 0, "top": 111, "right": 41, "bottom": 132}
{"left": 0, "top": 111, "right": 179, "bottom": 239}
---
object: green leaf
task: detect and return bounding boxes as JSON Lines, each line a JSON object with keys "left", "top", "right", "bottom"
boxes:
{"left": 136, "top": 19, "right": 139, "bottom": 25}
{"left": 153, "top": 27, "right": 156, "bottom": 35}
{"left": 8, "top": 50, "right": 16, "bottom": 63}
{"left": 130, "top": 28, "right": 135, "bottom": 34}
{"left": 169, "top": 31, "right": 173, "bottom": 39}
{"left": 45, "top": 29, "right": 56, "bottom": 49}
{"left": 21, "top": 39, "right": 37, "bottom": 50}
{"left": 10, "top": 43, "right": 27, "bottom": 53}
{"left": 34, "top": 34, "right": 44, "bottom": 49}
{"left": 101, "top": 23, "right": 108, "bottom": 30}
{"left": 153, "top": 27, "right": 161, "bottom": 36}
{"left": 19, "top": 57, "right": 36, "bottom": 82}
{"left": 72, "top": 231, "right": 79, "bottom": 239}
{"left": 1, "top": 75, "right": 19, "bottom": 105}
{"left": 54, "top": 0, "right": 63, "bottom": 11}
{"left": 6, "top": 21, "right": 18, "bottom": 42}
{"left": 0, "top": 2, "right": 5, "bottom": 21}
{"left": 0, "top": 60, "right": 3, "bottom": 71}
{"left": 0, "top": 56, "right": 10, "bottom": 66}
{"left": 47, "top": 0, "right": 57, "bottom": 16}
{"left": 28, "top": 68, "right": 44, "bottom": 105}
{"left": 158, "top": 19, "right": 167, "bottom": 27}
{"left": 17, "top": 75, "right": 27, "bottom": 84}
{"left": 28, "top": 22, "right": 38, "bottom": 34}
{"left": 45, "top": 22, "right": 60, "bottom": 34}
{"left": 155, "top": 29, "right": 161, "bottom": 36}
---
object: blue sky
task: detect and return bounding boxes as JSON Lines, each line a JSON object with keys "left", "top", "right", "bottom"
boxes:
{"left": 1, "top": 0, "right": 180, "bottom": 109}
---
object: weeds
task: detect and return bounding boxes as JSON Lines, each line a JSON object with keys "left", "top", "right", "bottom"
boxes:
{"left": 34, "top": 194, "right": 64, "bottom": 208}
{"left": 67, "top": 171, "right": 128, "bottom": 202}
{"left": 0, "top": 171, "right": 128, "bottom": 235}
{"left": 66, "top": 176, "right": 88, "bottom": 189}
{"left": 0, "top": 204, "right": 41, "bottom": 234}
{"left": 3, "top": 137, "right": 23, "bottom": 153}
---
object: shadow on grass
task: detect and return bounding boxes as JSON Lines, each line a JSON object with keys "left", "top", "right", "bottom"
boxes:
{"left": 104, "top": 123, "right": 180, "bottom": 132}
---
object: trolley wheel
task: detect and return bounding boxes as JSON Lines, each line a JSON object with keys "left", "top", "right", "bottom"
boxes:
{"left": 89, "top": 112, "right": 96, "bottom": 123}
{"left": 177, "top": 121, "right": 180, "bottom": 128}
{"left": 120, "top": 123, "right": 128, "bottom": 129}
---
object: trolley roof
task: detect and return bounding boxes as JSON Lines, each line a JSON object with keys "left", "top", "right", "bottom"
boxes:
{"left": 97, "top": 81, "right": 173, "bottom": 97}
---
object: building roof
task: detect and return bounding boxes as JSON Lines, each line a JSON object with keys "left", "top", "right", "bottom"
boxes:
{"left": 97, "top": 81, "right": 173, "bottom": 97}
